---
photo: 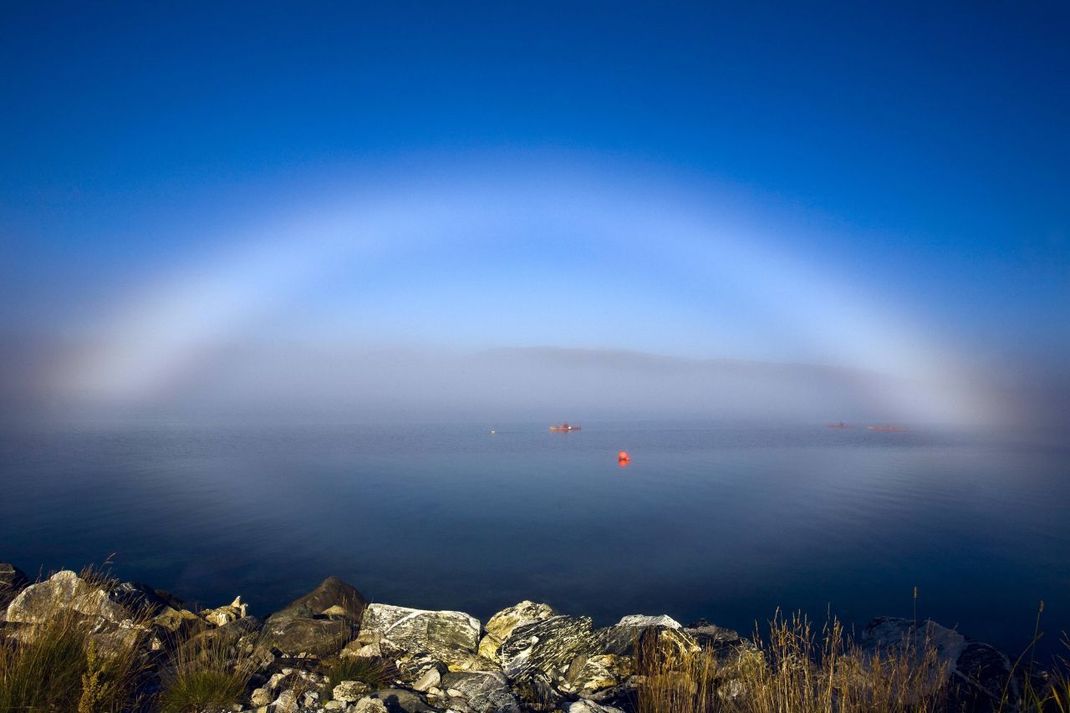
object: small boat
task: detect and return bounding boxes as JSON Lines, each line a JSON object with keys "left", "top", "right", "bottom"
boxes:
{"left": 867, "top": 424, "right": 908, "bottom": 433}
{"left": 826, "top": 421, "right": 850, "bottom": 429}
{"left": 549, "top": 423, "right": 581, "bottom": 432}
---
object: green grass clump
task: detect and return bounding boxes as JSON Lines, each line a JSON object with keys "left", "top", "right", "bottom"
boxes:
{"left": 0, "top": 612, "right": 91, "bottom": 711}
{"left": 0, "top": 605, "right": 146, "bottom": 712}
{"left": 158, "top": 636, "right": 251, "bottom": 713}
{"left": 320, "top": 655, "right": 391, "bottom": 700}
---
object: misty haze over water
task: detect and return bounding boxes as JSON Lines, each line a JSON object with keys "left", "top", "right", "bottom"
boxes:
{"left": 2, "top": 419, "right": 1066, "bottom": 656}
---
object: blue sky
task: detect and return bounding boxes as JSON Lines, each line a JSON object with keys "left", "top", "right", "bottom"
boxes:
{"left": 1, "top": 2, "right": 1068, "bottom": 422}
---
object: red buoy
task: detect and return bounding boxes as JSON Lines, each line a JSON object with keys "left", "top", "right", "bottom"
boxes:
{"left": 617, "top": 450, "right": 631, "bottom": 466}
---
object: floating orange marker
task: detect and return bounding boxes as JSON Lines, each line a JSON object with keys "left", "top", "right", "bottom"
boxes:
{"left": 617, "top": 450, "right": 631, "bottom": 467}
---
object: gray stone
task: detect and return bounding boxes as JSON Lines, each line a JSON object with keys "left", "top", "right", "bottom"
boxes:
{"left": 439, "top": 670, "right": 521, "bottom": 713}
{"left": 334, "top": 680, "right": 371, "bottom": 703}
{"left": 259, "top": 615, "right": 354, "bottom": 657}
{"left": 369, "top": 687, "right": 439, "bottom": 712}
{"left": 395, "top": 654, "right": 447, "bottom": 687}
{"left": 249, "top": 686, "right": 273, "bottom": 707}
{"left": 355, "top": 697, "right": 390, "bottom": 713}
{"left": 273, "top": 689, "right": 300, "bottom": 713}
{"left": 413, "top": 666, "right": 443, "bottom": 692}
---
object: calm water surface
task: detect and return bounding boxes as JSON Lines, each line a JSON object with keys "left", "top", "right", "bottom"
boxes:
{"left": 1, "top": 421, "right": 1067, "bottom": 656}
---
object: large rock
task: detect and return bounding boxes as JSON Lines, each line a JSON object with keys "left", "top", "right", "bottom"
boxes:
{"left": 862, "top": 617, "right": 1017, "bottom": 712}
{"left": 479, "top": 601, "right": 557, "bottom": 662}
{"left": 559, "top": 653, "right": 634, "bottom": 698}
{"left": 599, "top": 618, "right": 699, "bottom": 664}
{"left": 268, "top": 576, "right": 367, "bottom": 623}
{"left": 499, "top": 615, "right": 602, "bottom": 709}
{"left": 0, "top": 563, "right": 29, "bottom": 612}
{"left": 615, "top": 614, "right": 681, "bottom": 629}
{"left": 6, "top": 570, "right": 132, "bottom": 624}
{"left": 357, "top": 603, "right": 482, "bottom": 669}
{"left": 436, "top": 670, "right": 521, "bottom": 713}
{"left": 1, "top": 570, "right": 165, "bottom": 656}
{"left": 260, "top": 615, "right": 354, "bottom": 657}
{"left": 257, "top": 577, "right": 366, "bottom": 658}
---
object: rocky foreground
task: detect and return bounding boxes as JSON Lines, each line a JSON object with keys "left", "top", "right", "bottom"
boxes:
{"left": 0, "top": 562, "right": 1025, "bottom": 713}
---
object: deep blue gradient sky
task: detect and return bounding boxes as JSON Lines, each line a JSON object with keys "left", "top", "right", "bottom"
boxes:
{"left": 1, "top": 2, "right": 1068, "bottom": 423}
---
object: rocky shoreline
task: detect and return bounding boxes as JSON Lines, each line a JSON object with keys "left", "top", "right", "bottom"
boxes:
{"left": 0, "top": 562, "right": 1030, "bottom": 712}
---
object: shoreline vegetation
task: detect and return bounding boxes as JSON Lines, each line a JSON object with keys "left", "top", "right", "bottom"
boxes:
{"left": 0, "top": 563, "right": 1066, "bottom": 713}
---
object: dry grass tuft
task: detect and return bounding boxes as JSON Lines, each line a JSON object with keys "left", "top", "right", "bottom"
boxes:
{"left": 638, "top": 610, "right": 948, "bottom": 713}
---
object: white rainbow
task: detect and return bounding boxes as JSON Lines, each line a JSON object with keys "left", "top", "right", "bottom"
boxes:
{"left": 60, "top": 165, "right": 993, "bottom": 425}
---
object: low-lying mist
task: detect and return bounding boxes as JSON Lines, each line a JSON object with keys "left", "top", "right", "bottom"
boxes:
{"left": 5, "top": 338, "right": 1062, "bottom": 434}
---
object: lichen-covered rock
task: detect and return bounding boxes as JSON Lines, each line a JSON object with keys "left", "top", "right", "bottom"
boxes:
{"left": 500, "top": 615, "right": 599, "bottom": 679}
{"left": 437, "top": 670, "right": 521, "bottom": 713}
{"left": 357, "top": 603, "right": 481, "bottom": 669}
{"left": 499, "top": 615, "right": 601, "bottom": 708}
{"left": 6, "top": 570, "right": 130, "bottom": 624}
{"left": 478, "top": 601, "right": 557, "bottom": 662}
{"left": 560, "top": 653, "right": 633, "bottom": 697}
{"left": 268, "top": 576, "right": 367, "bottom": 624}
{"left": 0, "top": 563, "right": 29, "bottom": 613}
{"left": 396, "top": 654, "right": 447, "bottom": 687}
